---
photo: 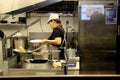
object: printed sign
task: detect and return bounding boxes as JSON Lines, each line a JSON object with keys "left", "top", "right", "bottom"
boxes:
{"left": 105, "top": 8, "right": 117, "bottom": 24}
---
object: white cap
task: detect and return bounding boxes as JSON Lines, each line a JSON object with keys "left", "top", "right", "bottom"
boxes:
{"left": 47, "top": 14, "right": 60, "bottom": 23}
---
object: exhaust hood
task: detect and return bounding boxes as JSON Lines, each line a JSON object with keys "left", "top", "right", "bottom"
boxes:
{"left": 6, "top": 0, "right": 63, "bottom": 15}
{"left": 27, "top": 1, "right": 78, "bottom": 14}
{"left": 6, "top": 0, "right": 78, "bottom": 15}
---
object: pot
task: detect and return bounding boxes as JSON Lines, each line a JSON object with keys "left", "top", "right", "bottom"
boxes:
{"left": 67, "top": 48, "right": 76, "bottom": 57}
{"left": 11, "top": 36, "right": 28, "bottom": 49}
{"left": 32, "top": 52, "right": 49, "bottom": 60}
{"left": 48, "top": 45, "right": 60, "bottom": 61}
{"left": 50, "top": 50, "right": 60, "bottom": 61}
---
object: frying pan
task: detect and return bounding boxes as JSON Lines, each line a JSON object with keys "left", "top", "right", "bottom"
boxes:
{"left": 29, "top": 59, "right": 48, "bottom": 63}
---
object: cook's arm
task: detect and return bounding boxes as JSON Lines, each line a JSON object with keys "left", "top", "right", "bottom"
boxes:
{"left": 40, "top": 37, "right": 62, "bottom": 45}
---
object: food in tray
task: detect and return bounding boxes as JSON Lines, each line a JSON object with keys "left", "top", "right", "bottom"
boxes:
{"left": 13, "top": 46, "right": 26, "bottom": 53}
{"left": 52, "top": 61, "right": 62, "bottom": 68}
{"left": 18, "top": 46, "right": 26, "bottom": 53}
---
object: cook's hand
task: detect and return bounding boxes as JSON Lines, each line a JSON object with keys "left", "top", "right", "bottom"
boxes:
{"left": 41, "top": 50, "right": 49, "bottom": 53}
{"left": 39, "top": 39, "right": 47, "bottom": 45}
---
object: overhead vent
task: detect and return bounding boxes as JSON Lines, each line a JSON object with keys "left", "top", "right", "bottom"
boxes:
{"left": 27, "top": 1, "right": 78, "bottom": 14}
{"left": 6, "top": 0, "right": 62, "bottom": 15}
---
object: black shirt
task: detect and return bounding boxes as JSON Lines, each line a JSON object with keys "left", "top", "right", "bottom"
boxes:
{"left": 48, "top": 25, "right": 65, "bottom": 59}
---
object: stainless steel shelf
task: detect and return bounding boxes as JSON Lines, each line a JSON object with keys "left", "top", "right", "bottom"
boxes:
{"left": 0, "top": 23, "right": 26, "bottom": 27}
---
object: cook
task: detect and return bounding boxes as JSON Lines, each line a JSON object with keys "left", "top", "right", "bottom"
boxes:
{"left": 39, "top": 13, "right": 65, "bottom": 60}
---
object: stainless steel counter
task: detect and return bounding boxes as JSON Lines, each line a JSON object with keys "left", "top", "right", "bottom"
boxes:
{"left": 4, "top": 66, "right": 79, "bottom": 76}
{"left": 2, "top": 54, "right": 80, "bottom": 76}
